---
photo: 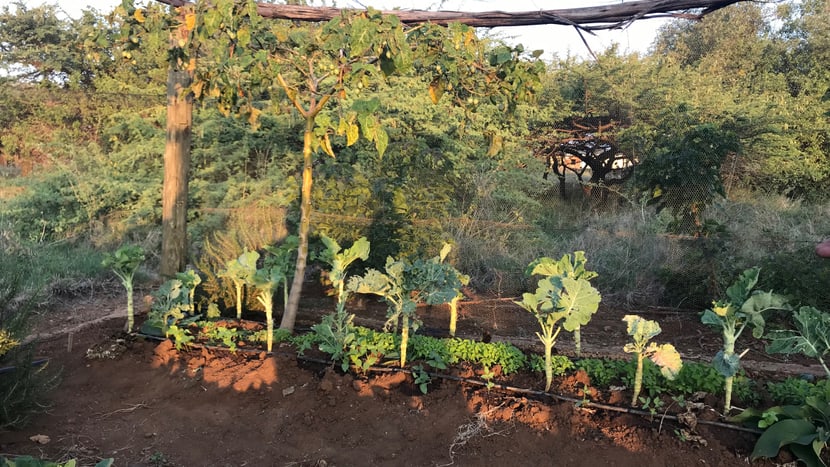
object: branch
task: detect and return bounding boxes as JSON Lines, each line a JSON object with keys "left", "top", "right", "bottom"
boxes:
{"left": 153, "top": 0, "right": 747, "bottom": 29}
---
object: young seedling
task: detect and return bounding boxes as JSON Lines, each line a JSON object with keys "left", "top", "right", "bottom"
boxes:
{"left": 701, "top": 267, "right": 789, "bottom": 412}
{"left": 622, "top": 314, "right": 682, "bottom": 407}
{"left": 102, "top": 244, "right": 145, "bottom": 333}
{"left": 526, "top": 251, "right": 599, "bottom": 356}
{"left": 515, "top": 269, "right": 601, "bottom": 391}
{"left": 218, "top": 249, "right": 259, "bottom": 320}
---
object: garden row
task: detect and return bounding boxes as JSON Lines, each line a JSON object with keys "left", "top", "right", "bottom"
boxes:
{"left": 104, "top": 237, "right": 830, "bottom": 466}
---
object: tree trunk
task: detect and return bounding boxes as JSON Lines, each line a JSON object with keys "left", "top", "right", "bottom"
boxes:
{"left": 160, "top": 68, "right": 192, "bottom": 277}
{"left": 280, "top": 116, "right": 315, "bottom": 332}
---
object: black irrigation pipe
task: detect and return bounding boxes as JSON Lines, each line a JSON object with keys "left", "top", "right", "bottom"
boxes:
{"left": 136, "top": 332, "right": 762, "bottom": 435}
{"left": 0, "top": 357, "right": 50, "bottom": 375}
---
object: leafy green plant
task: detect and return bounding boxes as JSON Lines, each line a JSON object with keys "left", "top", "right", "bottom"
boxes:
{"left": 701, "top": 267, "right": 789, "bottom": 412}
{"left": 348, "top": 246, "right": 463, "bottom": 368}
{"left": 526, "top": 251, "right": 599, "bottom": 356}
{"left": 252, "top": 264, "right": 286, "bottom": 353}
{"left": 313, "top": 235, "right": 370, "bottom": 371}
{"left": 767, "top": 378, "right": 830, "bottom": 407}
{"left": 515, "top": 254, "right": 601, "bottom": 391}
{"left": 166, "top": 325, "right": 194, "bottom": 350}
{"left": 731, "top": 396, "right": 830, "bottom": 467}
{"left": 263, "top": 236, "right": 299, "bottom": 312}
{"left": 175, "top": 269, "right": 202, "bottom": 314}
{"left": 218, "top": 249, "right": 259, "bottom": 320}
{"left": 412, "top": 364, "right": 433, "bottom": 394}
{"left": 406, "top": 243, "right": 469, "bottom": 337}
{"left": 767, "top": 306, "right": 830, "bottom": 378}
{"left": 622, "top": 314, "right": 682, "bottom": 407}
{"left": 102, "top": 244, "right": 145, "bottom": 333}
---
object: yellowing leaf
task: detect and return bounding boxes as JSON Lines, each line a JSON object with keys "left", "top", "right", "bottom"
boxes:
{"left": 134, "top": 9, "right": 146, "bottom": 23}
{"left": 248, "top": 107, "right": 262, "bottom": 127}
{"left": 209, "top": 86, "right": 221, "bottom": 98}
{"left": 185, "top": 13, "right": 196, "bottom": 31}
{"left": 428, "top": 80, "right": 444, "bottom": 104}
{"left": 191, "top": 81, "right": 204, "bottom": 98}
{"left": 346, "top": 123, "right": 359, "bottom": 146}
{"left": 322, "top": 134, "right": 335, "bottom": 157}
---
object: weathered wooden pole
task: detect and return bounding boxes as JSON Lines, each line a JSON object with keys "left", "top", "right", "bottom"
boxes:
{"left": 160, "top": 7, "right": 193, "bottom": 277}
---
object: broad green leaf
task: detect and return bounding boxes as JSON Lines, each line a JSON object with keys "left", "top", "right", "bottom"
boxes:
{"left": 701, "top": 309, "right": 724, "bottom": 328}
{"left": 726, "top": 267, "right": 760, "bottom": 305}
{"left": 375, "top": 127, "right": 389, "bottom": 158}
{"left": 712, "top": 350, "right": 741, "bottom": 377}
{"left": 559, "top": 276, "right": 601, "bottom": 331}
{"left": 751, "top": 419, "right": 818, "bottom": 460}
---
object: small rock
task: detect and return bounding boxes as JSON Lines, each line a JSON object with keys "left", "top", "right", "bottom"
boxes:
{"left": 282, "top": 386, "right": 296, "bottom": 397}
{"left": 29, "top": 434, "right": 50, "bottom": 444}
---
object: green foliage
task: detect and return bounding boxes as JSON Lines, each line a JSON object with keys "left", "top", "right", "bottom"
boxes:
{"left": 0, "top": 254, "right": 59, "bottom": 430}
{"left": 517, "top": 252, "right": 601, "bottom": 390}
{"left": 102, "top": 244, "right": 144, "bottom": 333}
{"left": 701, "top": 267, "right": 790, "bottom": 411}
{"left": 622, "top": 314, "right": 682, "bottom": 406}
{"left": 732, "top": 396, "right": 830, "bottom": 467}
{"left": 218, "top": 249, "right": 259, "bottom": 320}
{"left": 528, "top": 354, "right": 574, "bottom": 377}
{"left": 767, "top": 306, "right": 830, "bottom": 378}
{"left": 634, "top": 115, "right": 740, "bottom": 235}
{"left": 767, "top": 378, "right": 830, "bottom": 406}
{"left": 313, "top": 235, "right": 370, "bottom": 370}
{"left": 348, "top": 246, "right": 466, "bottom": 368}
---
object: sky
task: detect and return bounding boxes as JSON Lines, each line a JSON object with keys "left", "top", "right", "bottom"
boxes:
{"left": 5, "top": 0, "right": 673, "bottom": 60}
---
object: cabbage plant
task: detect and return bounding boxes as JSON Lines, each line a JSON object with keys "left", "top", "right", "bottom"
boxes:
{"left": 218, "top": 250, "right": 259, "bottom": 320}
{"left": 525, "top": 252, "right": 598, "bottom": 356}
{"left": 348, "top": 246, "right": 462, "bottom": 368}
{"left": 102, "top": 244, "right": 145, "bottom": 333}
{"left": 622, "top": 315, "right": 682, "bottom": 406}
{"left": 701, "top": 268, "right": 789, "bottom": 412}
{"left": 516, "top": 258, "right": 601, "bottom": 391}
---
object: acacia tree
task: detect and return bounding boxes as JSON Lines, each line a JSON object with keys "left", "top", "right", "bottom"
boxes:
{"left": 122, "top": 0, "right": 542, "bottom": 331}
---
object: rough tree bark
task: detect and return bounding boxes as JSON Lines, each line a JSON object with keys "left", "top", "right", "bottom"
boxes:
{"left": 155, "top": 0, "right": 747, "bottom": 28}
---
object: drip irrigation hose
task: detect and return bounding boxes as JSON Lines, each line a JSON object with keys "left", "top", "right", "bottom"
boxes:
{"left": 136, "top": 331, "right": 762, "bottom": 435}
{"left": 0, "top": 357, "right": 50, "bottom": 375}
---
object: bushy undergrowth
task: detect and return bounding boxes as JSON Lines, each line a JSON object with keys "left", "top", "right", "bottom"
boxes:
{"left": 0, "top": 254, "right": 60, "bottom": 430}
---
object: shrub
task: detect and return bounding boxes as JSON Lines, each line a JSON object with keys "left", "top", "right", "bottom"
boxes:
{"left": 0, "top": 253, "right": 59, "bottom": 430}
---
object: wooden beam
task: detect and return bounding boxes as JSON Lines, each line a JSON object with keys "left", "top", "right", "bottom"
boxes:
{"left": 154, "top": 0, "right": 745, "bottom": 29}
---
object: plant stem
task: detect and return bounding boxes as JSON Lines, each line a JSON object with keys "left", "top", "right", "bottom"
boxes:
{"left": 124, "top": 278, "right": 134, "bottom": 333}
{"left": 449, "top": 295, "right": 459, "bottom": 337}
{"left": 574, "top": 326, "right": 581, "bottom": 357}
{"left": 400, "top": 314, "right": 410, "bottom": 368}
{"left": 632, "top": 352, "right": 643, "bottom": 406}
{"left": 235, "top": 281, "right": 243, "bottom": 320}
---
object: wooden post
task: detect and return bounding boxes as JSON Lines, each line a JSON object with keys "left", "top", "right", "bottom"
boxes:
{"left": 160, "top": 10, "right": 193, "bottom": 278}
